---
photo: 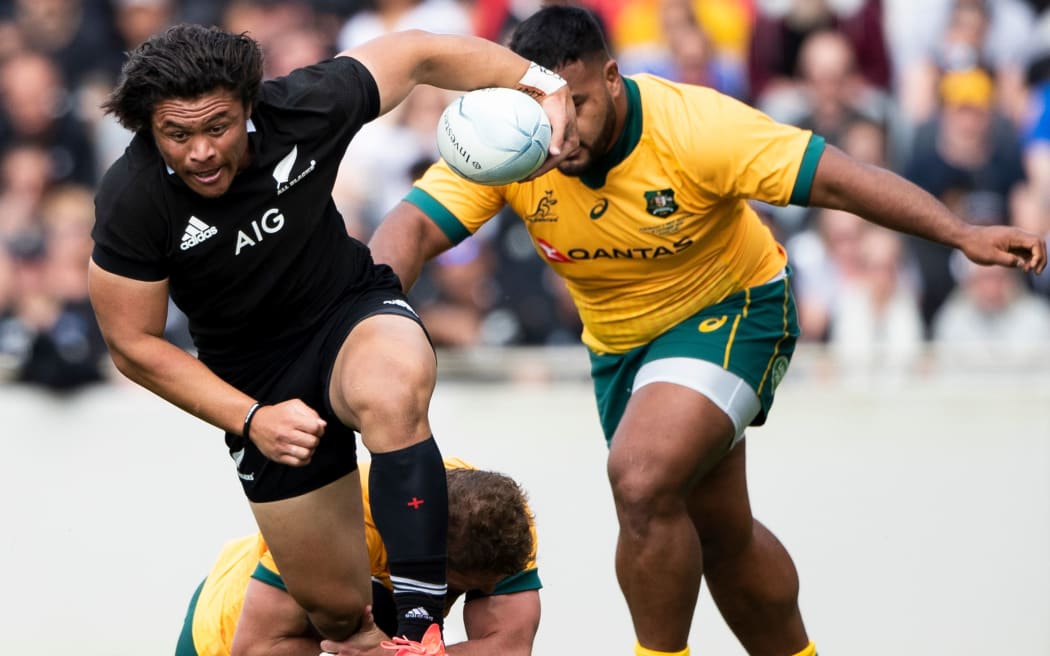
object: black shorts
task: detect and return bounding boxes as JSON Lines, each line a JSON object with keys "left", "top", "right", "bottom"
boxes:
{"left": 210, "top": 273, "right": 428, "bottom": 503}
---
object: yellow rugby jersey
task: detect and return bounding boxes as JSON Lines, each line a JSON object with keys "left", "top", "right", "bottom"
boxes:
{"left": 189, "top": 459, "right": 540, "bottom": 654}
{"left": 189, "top": 533, "right": 269, "bottom": 656}
{"left": 406, "top": 74, "right": 825, "bottom": 354}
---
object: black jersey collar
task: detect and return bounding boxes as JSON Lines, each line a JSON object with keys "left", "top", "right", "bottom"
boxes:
{"left": 580, "top": 76, "right": 642, "bottom": 190}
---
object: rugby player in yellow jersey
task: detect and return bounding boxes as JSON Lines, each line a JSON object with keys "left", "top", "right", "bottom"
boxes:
{"left": 176, "top": 459, "right": 540, "bottom": 656}
{"left": 368, "top": 7, "right": 1047, "bottom": 656}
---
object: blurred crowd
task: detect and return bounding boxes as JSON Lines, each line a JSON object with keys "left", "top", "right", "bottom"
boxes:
{"left": 1, "top": 0, "right": 1049, "bottom": 392}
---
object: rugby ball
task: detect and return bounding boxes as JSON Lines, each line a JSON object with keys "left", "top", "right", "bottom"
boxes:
{"left": 436, "top": 87, "right": 552, "bottom": 186}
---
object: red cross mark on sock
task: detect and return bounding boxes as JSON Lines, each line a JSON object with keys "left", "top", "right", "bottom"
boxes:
{"left": 406, "top": 497, "right": 425, "bottom": 509}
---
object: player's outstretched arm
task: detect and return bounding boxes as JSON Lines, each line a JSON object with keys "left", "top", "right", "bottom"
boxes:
{"left": 808, "top": 144, "right": 1047, "bottom": 274}
{"left": 369, "top": 200, "right": 455, "bottom": 292}
{"left": 340, "top": 30, "right": 577, "bottom": 170}
{"left": 451, "top": 590, "right": 540, "bottom": 656}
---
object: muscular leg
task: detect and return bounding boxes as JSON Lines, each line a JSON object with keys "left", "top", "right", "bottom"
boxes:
{"left": 687, "top": 439, "right": 810, "bottom": 656}
{"left": 607, "top": 382, "right": 736, "bottom": 652}
{"left": 249, "top": 471, "right": 372, "bottom": 641}
{"left": 328, "top": 313, "right": 436, "bottom": 452}
{"left": 329, "top": 313, "right": 446, "bottom": 640}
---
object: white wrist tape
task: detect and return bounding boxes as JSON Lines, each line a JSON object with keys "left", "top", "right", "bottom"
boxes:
{"left": 516, "top": 62, "right": 567, "bottom": 98}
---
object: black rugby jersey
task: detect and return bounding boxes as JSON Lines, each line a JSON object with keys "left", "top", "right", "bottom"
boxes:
{"left": 92, "top": 57, "right": 381, "bottom": 358}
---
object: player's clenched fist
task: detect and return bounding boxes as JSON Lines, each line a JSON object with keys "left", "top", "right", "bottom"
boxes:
{"left": 247, "top": 399, "right": 327, "bottom": 466}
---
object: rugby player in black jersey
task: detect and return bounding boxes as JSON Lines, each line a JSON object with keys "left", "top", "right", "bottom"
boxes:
{"left": 88, "top": 23, "right": 575, "bottom": 654}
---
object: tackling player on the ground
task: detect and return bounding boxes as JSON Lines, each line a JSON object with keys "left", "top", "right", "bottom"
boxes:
{"left": 368, "top": 7, "right": 1046, "bottom": 656}
{"left": 176, "top": 459, "right": 540, "bottom": 656}
{"left": 88, "top": 23, "right": 575, "bottom": 653}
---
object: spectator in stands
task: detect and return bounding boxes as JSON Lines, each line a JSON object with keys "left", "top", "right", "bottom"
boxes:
{"left": 112, "top": 0, "right": 175, "bottom": 51}
{"left": 1017, "top": 16, "right": 1050, "bottom": 298}
{"left": 777, "top": 29, "right": 892, "bottom": 149}
{"left": 0, "top": 49, "right": 98, "bottom": 186}
{"left": 4, "top": 0, "right": 124, "bottom": 90}
{"left": 0, "top": 142, "right": 53, "bottom": 241}
{"left": 932, "top": 252, "right": 1050, "bottom": 362}
{"left": 828, "top": 227, "right": 924, "bottom": 374}
{"left": 839, "top": 116, "right": 890, "bottom": 168}
{"left": 887, "top": 0, "right": 1034, "bottom": 128}
{"left": 787, "top": 208, "right": 870, "bottom": 342}
{"left": 262, "top": 23, "right": 336, "bottom": 79}
{"left": 748, "top": 0, "right": 890, "bottom": 105}
{"left": 0, "top": 224, "right": 107, "bottom": 392}
{"left": 904, "top": 66, "right": 1026, "bottom": 330}
{"left": 336, "top": 0, "right": 472, "bottom": 52}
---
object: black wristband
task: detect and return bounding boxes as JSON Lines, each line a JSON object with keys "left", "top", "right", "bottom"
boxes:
{"left": 243, "top": 402, "right": 262, "bottom": 440}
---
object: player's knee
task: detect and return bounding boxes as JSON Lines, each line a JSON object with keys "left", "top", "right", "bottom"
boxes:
{"left": 608, "top": 460, "right": 680, "bottom": 530}
{"left": 346, "top": 359, "right": 433, "bottom": 430}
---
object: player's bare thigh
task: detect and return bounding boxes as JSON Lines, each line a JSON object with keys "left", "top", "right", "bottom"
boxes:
{"left": 249, "top": 470, "right": 372, "bottom": 620}
{"left": 328, "top": 313, "right": 437, "bottom": 451}
{"left": 609, "top": 355, "right": 762, "bottom": 488}
{"left": 607, "top": 381, "right": 737, "bottom": 503}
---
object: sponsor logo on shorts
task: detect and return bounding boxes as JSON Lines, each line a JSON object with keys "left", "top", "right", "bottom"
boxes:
{"left": 770, "top": 355, "right": 790, "bottom": 390}
{"left": 698, "top": 316, "right": 728, "bottom": 333}
{"left": 230, "top": 448, "right": 255, "bottom": 481}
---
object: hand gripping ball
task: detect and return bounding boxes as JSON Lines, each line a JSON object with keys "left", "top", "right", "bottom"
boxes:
{"left": 436, "top": 87, "right": 552, "bottom": 186}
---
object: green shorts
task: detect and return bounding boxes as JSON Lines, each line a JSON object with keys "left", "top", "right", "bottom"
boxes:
{"left": 589, "top": 273, "right": 800, "bottom": 445}
{"left": 174, "top": 578, "right": 205, "bottom": 656}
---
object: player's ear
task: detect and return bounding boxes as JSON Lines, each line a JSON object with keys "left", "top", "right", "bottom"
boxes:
{"left": 603, "top": 59, "right": 622, "bottom": 92}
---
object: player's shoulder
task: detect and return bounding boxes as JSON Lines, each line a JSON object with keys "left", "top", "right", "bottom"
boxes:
{"left": 629, "top": 73, "right": 724, "bottom": 103}
{"left": 257, "top": 56, "right": 377, "bottom": 117}
{"left": 95, "top": 132, "right": 165, "bottom": 216}
{"left": 629, "top": 73, "right": 752, "bottom": 121}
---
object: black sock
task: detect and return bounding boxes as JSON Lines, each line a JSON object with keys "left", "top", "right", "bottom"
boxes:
{"left": 368, "top": 437, "right": 448, "bottom": 641}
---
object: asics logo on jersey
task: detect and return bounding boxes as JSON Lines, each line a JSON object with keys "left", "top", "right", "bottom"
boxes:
{"left": 589, "top": 198, "right": 609, "bottom": 219}
{"left": 181, "top": 216, "right": 218, "bottom": 250}
{"left": 273, "top": 145, "right": 317, "bottom": 195}
{"left": 235, "top": 208, "right": 285, "bottom": 256}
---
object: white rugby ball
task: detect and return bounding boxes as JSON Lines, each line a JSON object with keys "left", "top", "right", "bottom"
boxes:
{"left": 436, "top": 87, "right": 552, "bottom": 186}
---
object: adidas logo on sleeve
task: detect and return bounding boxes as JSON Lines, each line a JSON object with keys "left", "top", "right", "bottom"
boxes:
{"left": 181, "top": 216, "right": 218, "bottom": 250}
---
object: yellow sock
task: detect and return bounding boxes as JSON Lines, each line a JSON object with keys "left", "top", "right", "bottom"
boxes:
{"left": 790, "top": 641, "right": 817, "bottom": 656}
{"left": 634, "top": 642, "right": 689, "bottom": 656}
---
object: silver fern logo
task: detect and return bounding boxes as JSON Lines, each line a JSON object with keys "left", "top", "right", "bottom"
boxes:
{"left": 273, "top": 145, "right": 316, "bottom": 195}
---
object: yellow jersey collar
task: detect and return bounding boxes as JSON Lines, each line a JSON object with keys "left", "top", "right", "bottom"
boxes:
{"left": 580, "top": 76, "right": 642, "bottom": 190}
